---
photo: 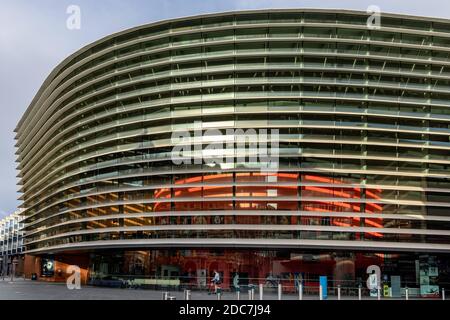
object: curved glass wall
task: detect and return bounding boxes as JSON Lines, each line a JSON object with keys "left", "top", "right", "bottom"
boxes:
{"left": 15, "top": 9, "right": 450, "bottom": 254}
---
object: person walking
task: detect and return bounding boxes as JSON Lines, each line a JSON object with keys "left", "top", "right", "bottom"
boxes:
{"left": 233, "top": 273, "right": 240, "bottom": 292}
{"left": 209, "top": 270, "right": 221, "bottom": 294}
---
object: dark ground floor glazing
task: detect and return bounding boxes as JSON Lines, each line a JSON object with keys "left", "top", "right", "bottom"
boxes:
{"left": 27, "top": 248, "right": 450, "bottom": 296}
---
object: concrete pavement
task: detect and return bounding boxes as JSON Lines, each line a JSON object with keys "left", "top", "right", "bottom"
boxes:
{"left": 0, "top": 278, "right": 444, "bottom": 300}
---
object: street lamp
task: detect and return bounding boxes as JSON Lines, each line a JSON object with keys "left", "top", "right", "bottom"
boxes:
{"left": 10, "top": 257, "right": 18, "bottom": 282}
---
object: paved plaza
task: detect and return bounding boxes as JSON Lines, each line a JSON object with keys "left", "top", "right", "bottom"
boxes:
{"left": 0, "top": 278, "right": 445, "bottom": 300}
{"left": 0, "top": 279, "right": 291, "bottom": 300}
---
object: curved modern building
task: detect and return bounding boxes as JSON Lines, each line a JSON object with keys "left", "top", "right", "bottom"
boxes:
{"left": 16, "top": 9, "right": 450, "bottom": 293}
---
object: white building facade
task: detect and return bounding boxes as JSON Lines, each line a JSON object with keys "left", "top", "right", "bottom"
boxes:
{"left": 0, "top": 211, "right": 25, "bottom": 276}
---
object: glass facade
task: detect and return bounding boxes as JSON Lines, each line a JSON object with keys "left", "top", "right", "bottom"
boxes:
{"left": 15, "top": 9, "right": 450, "bottom": 288}
{"left": 84, "top": 249, "right": 449, "bottom": 294}
{"left": 0, "top": 211, "right": 25, "bottom": 276}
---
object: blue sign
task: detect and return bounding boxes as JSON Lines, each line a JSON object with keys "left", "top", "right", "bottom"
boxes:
{"left": 319, "top": 276, "right": 328, "bottom": 299}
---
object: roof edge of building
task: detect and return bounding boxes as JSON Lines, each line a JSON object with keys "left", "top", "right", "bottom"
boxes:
{"left": 15, "top": 7, "right": 450, "bottom": 134}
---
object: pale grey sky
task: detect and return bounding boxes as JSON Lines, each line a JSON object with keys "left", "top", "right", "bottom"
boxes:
{"left": 1, "top": 0, "right": 450, "bottom": 218}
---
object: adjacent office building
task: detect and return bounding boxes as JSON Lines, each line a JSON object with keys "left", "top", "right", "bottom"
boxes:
{"left": 0, "top": 211, "right": 25, "bottom": 277}
{"left": 15, "top": 9, "right": 450, "bottom": 295}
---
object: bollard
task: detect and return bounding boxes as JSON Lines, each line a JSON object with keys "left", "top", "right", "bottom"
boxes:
{"left": 184, "top": 289, "right": 191, "bottom": 300}
{"left": 251, "top": 288, "right": 255, "bottom": 300}
{"left": 405, "top": 287, "right": 409, "bottom": 300}
{"left": 217, "top": 287, "right": 222, "bottom": 300}
{"left": 259, "top": 283, "right": 263, "bottom": 300}
{"left": 442, "top": 288, "right": 446, "bottom": 301}
{"left": 319, "top": 285, "right": 323, "bottom": 300}
{"left": 377, "top": 287, "right": 381, "bottom": 300}
{"left": 299, "top": 283, "right": 303, "bottom": 300}
{"left": 278, "top": 283, "right": 282, "bottom": 300}
{"left": 162, "top": 291, "right": 169, "bottom": 300}
{"left": 358, "top": 286, "right": 362, "bottom": 300}
{"left": 338, "top": 285, "right": 341, "bottom": 300}
{"left": 237, "top": 290, "right": 240, "bottom": 301}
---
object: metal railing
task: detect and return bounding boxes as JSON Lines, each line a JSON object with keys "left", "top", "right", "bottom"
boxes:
{"left": 88, "top": 274, "right": 449, "bottom": 300}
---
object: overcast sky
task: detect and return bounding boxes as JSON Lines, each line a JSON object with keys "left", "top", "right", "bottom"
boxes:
{"left": 1, "top": 0, "right": 450, "bottom": 219}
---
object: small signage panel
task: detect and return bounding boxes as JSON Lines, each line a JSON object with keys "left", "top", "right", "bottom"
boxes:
{"left": 41, "top": 257, "right": 54, "bottom": 276}
{"left": 319, "top": 276, "right": 327, "bottom": 299}
{"left": 391, "top": 276, "right": 401, "bottom": 298}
